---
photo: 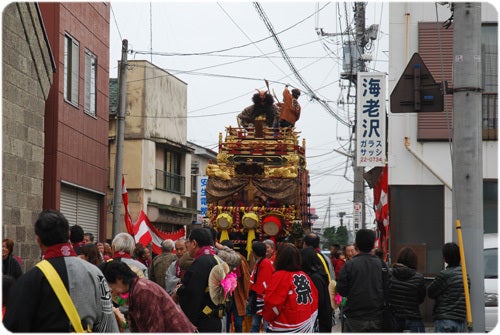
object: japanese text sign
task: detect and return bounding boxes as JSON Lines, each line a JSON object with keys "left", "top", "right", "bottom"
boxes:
{"left": 356, "top": 72, "right": 386, "bottom": 167}
{"left": 197, "top": 176, "right": 208, "bottom": 217}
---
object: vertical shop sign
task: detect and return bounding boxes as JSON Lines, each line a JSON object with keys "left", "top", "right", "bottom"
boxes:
{"left": 197, "top": 176, "right": 208, "bottom": 222}
{"left": 356, "top": 72, "right": 386, "bottom": 167}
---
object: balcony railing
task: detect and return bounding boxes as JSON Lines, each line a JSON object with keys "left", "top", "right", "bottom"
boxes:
{"left": 156, "top": 170, "right": 185, "bottom": 194}
{"left": 483, "top": 93, "right": 498, "bottom": 140}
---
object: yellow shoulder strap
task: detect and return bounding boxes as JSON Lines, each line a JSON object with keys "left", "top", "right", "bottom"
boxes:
{"left": 36, "top": 260, "right": 86, "bottom": 333}
{"left": 316, "top": 253, "right": 332, "bottom": 282}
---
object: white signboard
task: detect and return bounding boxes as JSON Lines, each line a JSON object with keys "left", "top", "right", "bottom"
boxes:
{"left": 353, "top": 201, "right": 362, "bottom": 229}
{"left": 356, "top": 72, "right": 386, "bottom": 167}
{"left": 197, "top": 176, "right": 208, "bottom": 219}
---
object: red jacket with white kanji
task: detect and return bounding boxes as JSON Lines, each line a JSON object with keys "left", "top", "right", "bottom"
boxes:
{"left": 263, "top": 270, "right": 318, "bottom": 332}
{"left": 249, "top": 257, "right": 274, "bottom": 315}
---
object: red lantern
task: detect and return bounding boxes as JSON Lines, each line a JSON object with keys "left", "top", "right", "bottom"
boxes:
{"left": 262, "top": 214, "right": 282, "bottom": 236}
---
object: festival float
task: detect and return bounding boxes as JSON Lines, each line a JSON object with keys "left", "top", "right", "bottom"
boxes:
{"left": 205, "top": 91, "right": 311, "bottom": 256}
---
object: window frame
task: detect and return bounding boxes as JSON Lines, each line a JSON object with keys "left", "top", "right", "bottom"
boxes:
{"left": 64, "top": 33, "right": 79, "bottom": 107}
{"left": 84, "top": 49, "right": 97, "bottom": 117}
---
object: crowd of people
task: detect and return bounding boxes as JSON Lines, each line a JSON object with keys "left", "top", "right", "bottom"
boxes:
{"left": 2, "top": 209, "right": 470, "bottom": 333}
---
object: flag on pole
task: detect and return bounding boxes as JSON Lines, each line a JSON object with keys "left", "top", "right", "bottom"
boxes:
{"left": 374, "top": 165, "right": 388, "bottom": 227}
{"left": 122, "top": 175, "right": 134, "bottom": 235}
{"left": 134, "top": 209, "right": 186, "bottom": 255}
{"left": 133, "top": 209, "right": 153, "bottom": 249}
{"left": 373, "top": 165, "right": 389, "bottom": 255}
{"left": 122, "top": 176, "right": 187, "bottom": 255}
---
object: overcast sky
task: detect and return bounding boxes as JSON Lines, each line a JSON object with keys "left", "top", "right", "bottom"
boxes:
{"left": 109, "top": 1, "right": 389, "bottom": 230}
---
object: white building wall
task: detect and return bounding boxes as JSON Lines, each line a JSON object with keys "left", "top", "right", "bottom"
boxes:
{"left": 389, "top": 2, "right": 497, "bottom": 241}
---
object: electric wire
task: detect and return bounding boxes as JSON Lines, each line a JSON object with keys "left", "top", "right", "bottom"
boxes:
{"left": 253, "top": 2, "right": 351, "bottom": 127}
{"left": 435, "top": 3, "right": 456, "bottom": 220}
{"left": 131, "top": 2, "right": 331, "bottom": 57}
{"left": 110, "top": 4, "right": 123, "bottom": 42}
{"left": 111, "top": 3, "right": 382, "bottom": 226}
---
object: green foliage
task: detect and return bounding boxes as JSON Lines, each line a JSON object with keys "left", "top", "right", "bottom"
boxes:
{"left": 323, "top": 226, "right": 336, "bottom": 245}
{"left": 289, "top": 221, "right": 305, "bottom": 247}
{"left": 335, "top": 225, "right": 348, "bottom": 246}
{"left": 322, "top": 225, "right": 348, "bottom": 247}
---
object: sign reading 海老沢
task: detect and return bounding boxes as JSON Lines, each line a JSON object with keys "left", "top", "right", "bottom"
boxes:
{"left": 356, "top": 72, "right": 386, "bottom": 167}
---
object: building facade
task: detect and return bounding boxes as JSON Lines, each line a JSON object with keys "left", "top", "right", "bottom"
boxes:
{"left": 388, "top": 2, "right": 497, "bottom": 273}
{"left": 38, "top": 2, "right": 110, "bottom": 241}
{"left": 2, "top": 3, "right": 55, "bottom": 269}
{"left": 108, "top": 60, "right": 197, "bottom": 241}
{"left": 388, "top": 4, "right": 497, "bottom": 329}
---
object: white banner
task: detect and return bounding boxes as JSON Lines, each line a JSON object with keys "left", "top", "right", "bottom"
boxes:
{"left": 353, "top": 201, "right": 362, "bottom": 229}
{"left": 356, "top": 72, "right": 386, "bottom": 167}
{"left": 197, "top": 176, "right": 209, "bottom": 218}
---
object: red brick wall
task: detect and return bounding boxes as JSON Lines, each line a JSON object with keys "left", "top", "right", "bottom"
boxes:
{"left": 39, "top": 3, "right": 109, "bottom": 216}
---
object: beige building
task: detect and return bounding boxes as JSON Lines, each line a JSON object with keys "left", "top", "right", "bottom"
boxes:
{"left": 108, "top": 60, "right": 197, "bottom": 239}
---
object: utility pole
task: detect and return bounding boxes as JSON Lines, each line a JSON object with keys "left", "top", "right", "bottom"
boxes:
{"left": 353, "top": 2, "right": 367, "bottom": 229}
{"left": 112, "top": 39, "right": 128, "bottom": 236}
{"left": 319, "top": 3, "right": 370, "bottom": 230}
{"left": 321, "top": 197, "right": 331, "bottom": 234}
{"left": 328, "top": 196, "right": 331, "bottom": 229}
{"left": 451, "top": 3, "right": 484, "bottom": 331}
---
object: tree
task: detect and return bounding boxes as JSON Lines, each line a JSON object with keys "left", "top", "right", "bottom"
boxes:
{"left": 323, "top": 226, "right": 336, "bottom": 246}
{"left": 321, "top": 226, "right": 349, "bottom": 247}
{"left": 335, "top": 225, "right": 348, "bottom": 246}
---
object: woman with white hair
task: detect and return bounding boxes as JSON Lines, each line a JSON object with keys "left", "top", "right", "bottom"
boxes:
{"left": 263, "top": 239, "right": 275, "bottom": 263}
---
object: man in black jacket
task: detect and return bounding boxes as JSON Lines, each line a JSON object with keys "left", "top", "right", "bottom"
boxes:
{"left": 178, "top": 228, "right": 223, "bottom": 332}
{"left": 336, "top": 229, "right": 386, "bottom": 332}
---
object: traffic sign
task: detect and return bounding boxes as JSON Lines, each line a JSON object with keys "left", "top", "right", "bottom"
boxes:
{"left": 391, "top": 53, "right": 444, "bottom": 113}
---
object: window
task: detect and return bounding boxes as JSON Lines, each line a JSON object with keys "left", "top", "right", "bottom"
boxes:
{"left": 156, "top": 148, "right": 185, "bottom": 193}
{"left": 64, "top": 34, "right": 79, "bottom": 106}
{"left": 482, "top": 25, "right": 498, "bottom": 93}
{"left": 84, "top": 50, "right": 97, "bottom": 116}
{"left": 166, "top": 151, "right": 181, "bottom": 176}
{"left": 482, "top": 25, "right": 498, "bottom": 140}
{"left": 417, "top": 23, "right": 498, "bottom": 140}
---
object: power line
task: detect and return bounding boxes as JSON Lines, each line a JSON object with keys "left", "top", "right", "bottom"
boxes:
{"left": 130, "top": 2, "right": 331, "bottom": 58}
{"left": 110, "top": 4, "right": 123, "bottom": 41}
{"left": 253, "top": 2, "right": 351, "bottom": 127}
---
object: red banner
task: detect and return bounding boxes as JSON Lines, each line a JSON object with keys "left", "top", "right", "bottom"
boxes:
{"left": 122, "top": 176, "right": 186, "bottom": 255}
{"left": 134, "top": 210, "right": 186, "bottom": 255}
{"left": 122, "top": 176, "right": 134, "bottom": 235}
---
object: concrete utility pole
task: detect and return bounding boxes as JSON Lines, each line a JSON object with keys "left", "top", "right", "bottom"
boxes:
{"left": 451, "top": 3, "right": 484, "bottom": 332}
{"left": 112, "top": 39, "right": 128, "bottom": 237}
{"left": 353, "top": 2, "right": 367, "bottom": 229}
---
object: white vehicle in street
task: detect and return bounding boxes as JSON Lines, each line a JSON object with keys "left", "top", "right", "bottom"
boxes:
{"left": 484, "top": 233, "right": 498, "bottom": 332}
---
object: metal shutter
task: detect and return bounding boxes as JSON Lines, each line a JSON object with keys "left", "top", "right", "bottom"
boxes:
{"left": 417, "top": 22, "right": 454, "bottom": 140}
{"left": 60, "top": 186, "right": 78, "bottom": 224}
{"left": 60, "top": 184, "right": 100, "bottom": 240}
